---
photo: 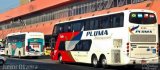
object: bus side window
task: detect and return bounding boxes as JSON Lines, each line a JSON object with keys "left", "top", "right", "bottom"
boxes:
{"left": 112, "top": 13, "right": 124, "bottom": 27}
{"left": 90, "top": 19, "right": 95, "bottom": 30}
{"left": 72, "top": 21, "right": 82, "bottom": 31}
{"left": 98, "top": 17, "right": 103, "bottom": 29}
{"left": 80, "top": 20, "right": 84, "bottom": 31}
{"left": 113, "top": 14, "right": 120, "bottom": 27}
{"left": 55, "top": 25, "right": 60, "bottom": 34}
{"left": 73, "top": 41, "right": 82, "bottom": 51}
{"left": 82, "top": 40, "right": 92, "bottom": 51}
{"left": 94, "top": 18, "right": 99, "bottom": 29}
{"left": 68, "top": 25, "right": 72, "bottom": 32}
{"left": 59, "top": 25, "right": 64, "bottom": 33}
{"left": 108, "top": 15, "right": 113, "bottom": 28}
{"left": 119, "top": 14, "right": 124, "bottom": 27}
{"left": 58, "top": 41, "right": 65, "bottom": 50}
{"left": 84, "top": 19, "right": 90, "bottom": 30}
{"left": 53, "top": 25, "right": 57, "bottom": 34}
{"left": 101, "top": 17, "right": 106, "bottom": 29}
{"left": 77, "top": 41, "right": 82, "bottom": 51}
{"left": 73, "top": 40, "right": 92, "bottom": 51}
{"left": 64, "top": 24, "right": 69, "bottom": 32}
{"left": 113, "top": 15, "right": 120, "bottom": 27}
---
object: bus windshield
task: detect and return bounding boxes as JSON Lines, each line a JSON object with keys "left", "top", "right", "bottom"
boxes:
{"left": 7, "top": 34, "right": 25, "bottom": 42}
{"left": 129, "top": 12, "right": 157, "bottom": 24}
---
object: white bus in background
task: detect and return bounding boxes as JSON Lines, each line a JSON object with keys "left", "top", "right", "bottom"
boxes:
{"left": 51, "top": 9, "right": 159, "bottom": 68}
{"left": 0, "top": 39, "right": 5, "bottom": 55}
{"left": 5, "top": 32, "right": 45, "bottom": 58}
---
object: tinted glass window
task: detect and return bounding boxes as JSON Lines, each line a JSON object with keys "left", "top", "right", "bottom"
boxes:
{"left": 112, "top": 13, "right": 124, "bottom": 27}
{"left": 72, "top": 21, "right": 82, "bottom": 31}
{"left": 7, "top": 34, "right": 25, "bottom": 42}
{"left": 53, "top": 25, "right": 57, "bottom": 34}
{"left": 54, "top": 24, "right": 64, "bottom": 34}
{"left": 64, "top": 24, "right": 72, "bottom": 32}
{"left": 73, "top": 40, "right": 92, "bottom": 51}
{"left": 129, "top": 12, "right": 157, "bottom": 24}
{"left": 53, "top": 13, "right": 124, "bottom": 33}
{"left": 94, "top": 19, "right": 99, "bottom": 29}
{"left": 84, "top": 19, "right": 90, "bottom": 30}
{"left": 90, "top": 19, "right": 95, "bottom": 30}
{"left": 58, "top": 41, "right": 65, "bottom": 50}
{"left": 101, "top": 16, "right": 111, "bottom": 28}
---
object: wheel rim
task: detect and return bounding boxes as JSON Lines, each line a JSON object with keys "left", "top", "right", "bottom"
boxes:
{"left": 19, "top": 52, "right": 21, "bottom": 58}
{"left": 59, "top": 56, "right": 62, "bottom": 62}
{"left": 0, "top": 60, "right": 3, "bottom": 64}
{"left": 102, "top": 59, "right": 106, "bottom": 67}
{"left": 93, "top": 58, "right": 97, "bottom": 66}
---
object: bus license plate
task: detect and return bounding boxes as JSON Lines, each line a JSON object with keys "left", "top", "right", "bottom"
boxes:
{"left": 141, "top": 60, "right": 146, "bottom": 64}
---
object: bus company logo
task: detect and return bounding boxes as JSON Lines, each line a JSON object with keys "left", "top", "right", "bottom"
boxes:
{"left": 60, "top": 35, "right": 64, "bottom": 38}
{"left": 135, "top": 30, "right": 152, "bottom": 33}
{"left": 12, "top": 44, "right": 16, "bottom": 50}
{"left": 86, "top": 30, "right": 108, "bottom": 36}
{"left": 129, "top": 25, "right": 139, "bottom": 34}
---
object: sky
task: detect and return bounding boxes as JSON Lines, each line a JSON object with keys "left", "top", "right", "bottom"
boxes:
{"left": 0, "top": 0, "right": 19, "bottom": 13}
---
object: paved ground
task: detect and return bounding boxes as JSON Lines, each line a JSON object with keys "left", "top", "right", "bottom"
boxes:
{"left": 0, "top": 56, "right": 159, "bottom": 70}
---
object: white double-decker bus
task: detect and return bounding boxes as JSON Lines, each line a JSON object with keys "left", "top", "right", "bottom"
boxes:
{"left": 51, "top": 9, "right": 159, "bottom": 68}
{"left": 5, "top": 32, "right": 45, "bottom": 58}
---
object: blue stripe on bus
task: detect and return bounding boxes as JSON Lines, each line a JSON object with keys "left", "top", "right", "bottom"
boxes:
{"left": 72, "top": 32, "right": 83, "bottom": 40}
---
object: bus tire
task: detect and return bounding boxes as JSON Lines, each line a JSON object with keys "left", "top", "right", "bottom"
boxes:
{"left": 58, "top": 55, "right": 63, "bottom": 64}
{"left": 7, "top": 51, "right": 10, "bottom": 58}
{"left": 91, "top": 55, "right": 99, "bottom": 68}
{"left": 0, "top": 59, "right": 4, "bottom": 65}
{"left": 100, "top": 56, "right": 108, "bottom": 68}
{"left": 18, "top": 51, "right": 21, "bottom": 59}
{"left": 33, "top": 56, "right": 38, "bottom": 59}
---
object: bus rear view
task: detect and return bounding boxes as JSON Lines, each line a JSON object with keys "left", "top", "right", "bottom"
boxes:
{"left": 128, "top": 10, "right": 158, "bottom": 64}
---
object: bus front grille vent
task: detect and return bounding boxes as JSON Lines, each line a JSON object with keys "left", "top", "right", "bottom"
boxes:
{"left": 111, "top": 49, "right": 121, "bottom": 63}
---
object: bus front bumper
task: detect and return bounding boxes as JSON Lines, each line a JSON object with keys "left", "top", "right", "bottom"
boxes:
{"left": 129, "top": 57, "right": 159, "bottom": 64}
{"left": 26, "top": 52, "right": 43, "bottom": 56}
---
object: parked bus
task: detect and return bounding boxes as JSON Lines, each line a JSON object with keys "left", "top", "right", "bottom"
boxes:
{"left": 50, "top": 9, "right": 159, "bottom": 68}
{"left": 0, "top": 39, "right": 5, "bottom": 55}
{"left": 5, "top": 32, "right": 45, "bottom": 58}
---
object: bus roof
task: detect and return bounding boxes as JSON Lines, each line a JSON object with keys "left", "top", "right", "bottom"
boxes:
{"left": 56, "top": 9, "right": 156, "bottom": 25}
{"left": 6, "top": 32, "right": 43, "bottom": 37}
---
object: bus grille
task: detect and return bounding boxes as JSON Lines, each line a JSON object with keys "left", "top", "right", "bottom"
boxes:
{"left": 130, "top": 35, "right": 156, "bottom": 42}
{"left": 111, "top": 49, "right": 121, "bottom": 63}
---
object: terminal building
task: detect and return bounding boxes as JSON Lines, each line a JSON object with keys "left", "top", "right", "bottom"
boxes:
{"left": 0, "top": 0, "right": 159, "bottom": 47}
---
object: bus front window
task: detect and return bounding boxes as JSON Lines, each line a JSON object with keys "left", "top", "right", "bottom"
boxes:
{"left": 129, "top": 12, "right": 157, "bottom": 24}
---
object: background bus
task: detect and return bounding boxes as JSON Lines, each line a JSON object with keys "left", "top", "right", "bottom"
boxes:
{"left": 5, "top": 32, "right": 45, "bottom": 58}
{"left": 50, "top": 9, "right": 159, "bottom": 68}
{"left": 0, "top": 39, "right": 5, "bottom": 55}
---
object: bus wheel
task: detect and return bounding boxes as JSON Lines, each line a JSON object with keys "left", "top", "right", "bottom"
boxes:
{"left": 92, "top": 55, "right": 99, "bottom": 68}
{"left": 7, "top": 51, "right": 10, "bottom": 58}
{"left": 58, "top": 55, "right": 63, "bottom": 64}
{"left": 0, "top": 60, "right": 4, "bottom": 65}
{"left": 100, "top": 56, "right": 108, "bottom": 68}
{"left": 18, "top": 51, "right": 21, "bottom": 59}
{"left": 33, "top": 56, "right": 38, "bottom": 59}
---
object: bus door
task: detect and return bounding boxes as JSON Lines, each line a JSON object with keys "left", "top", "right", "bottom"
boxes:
{"left": 74, "top": 40, "right": 91, "bottom": 62}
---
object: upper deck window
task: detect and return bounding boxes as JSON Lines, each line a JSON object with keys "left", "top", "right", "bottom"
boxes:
{"left": 129, "top": 12, "right": 157, "bottom": 24}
